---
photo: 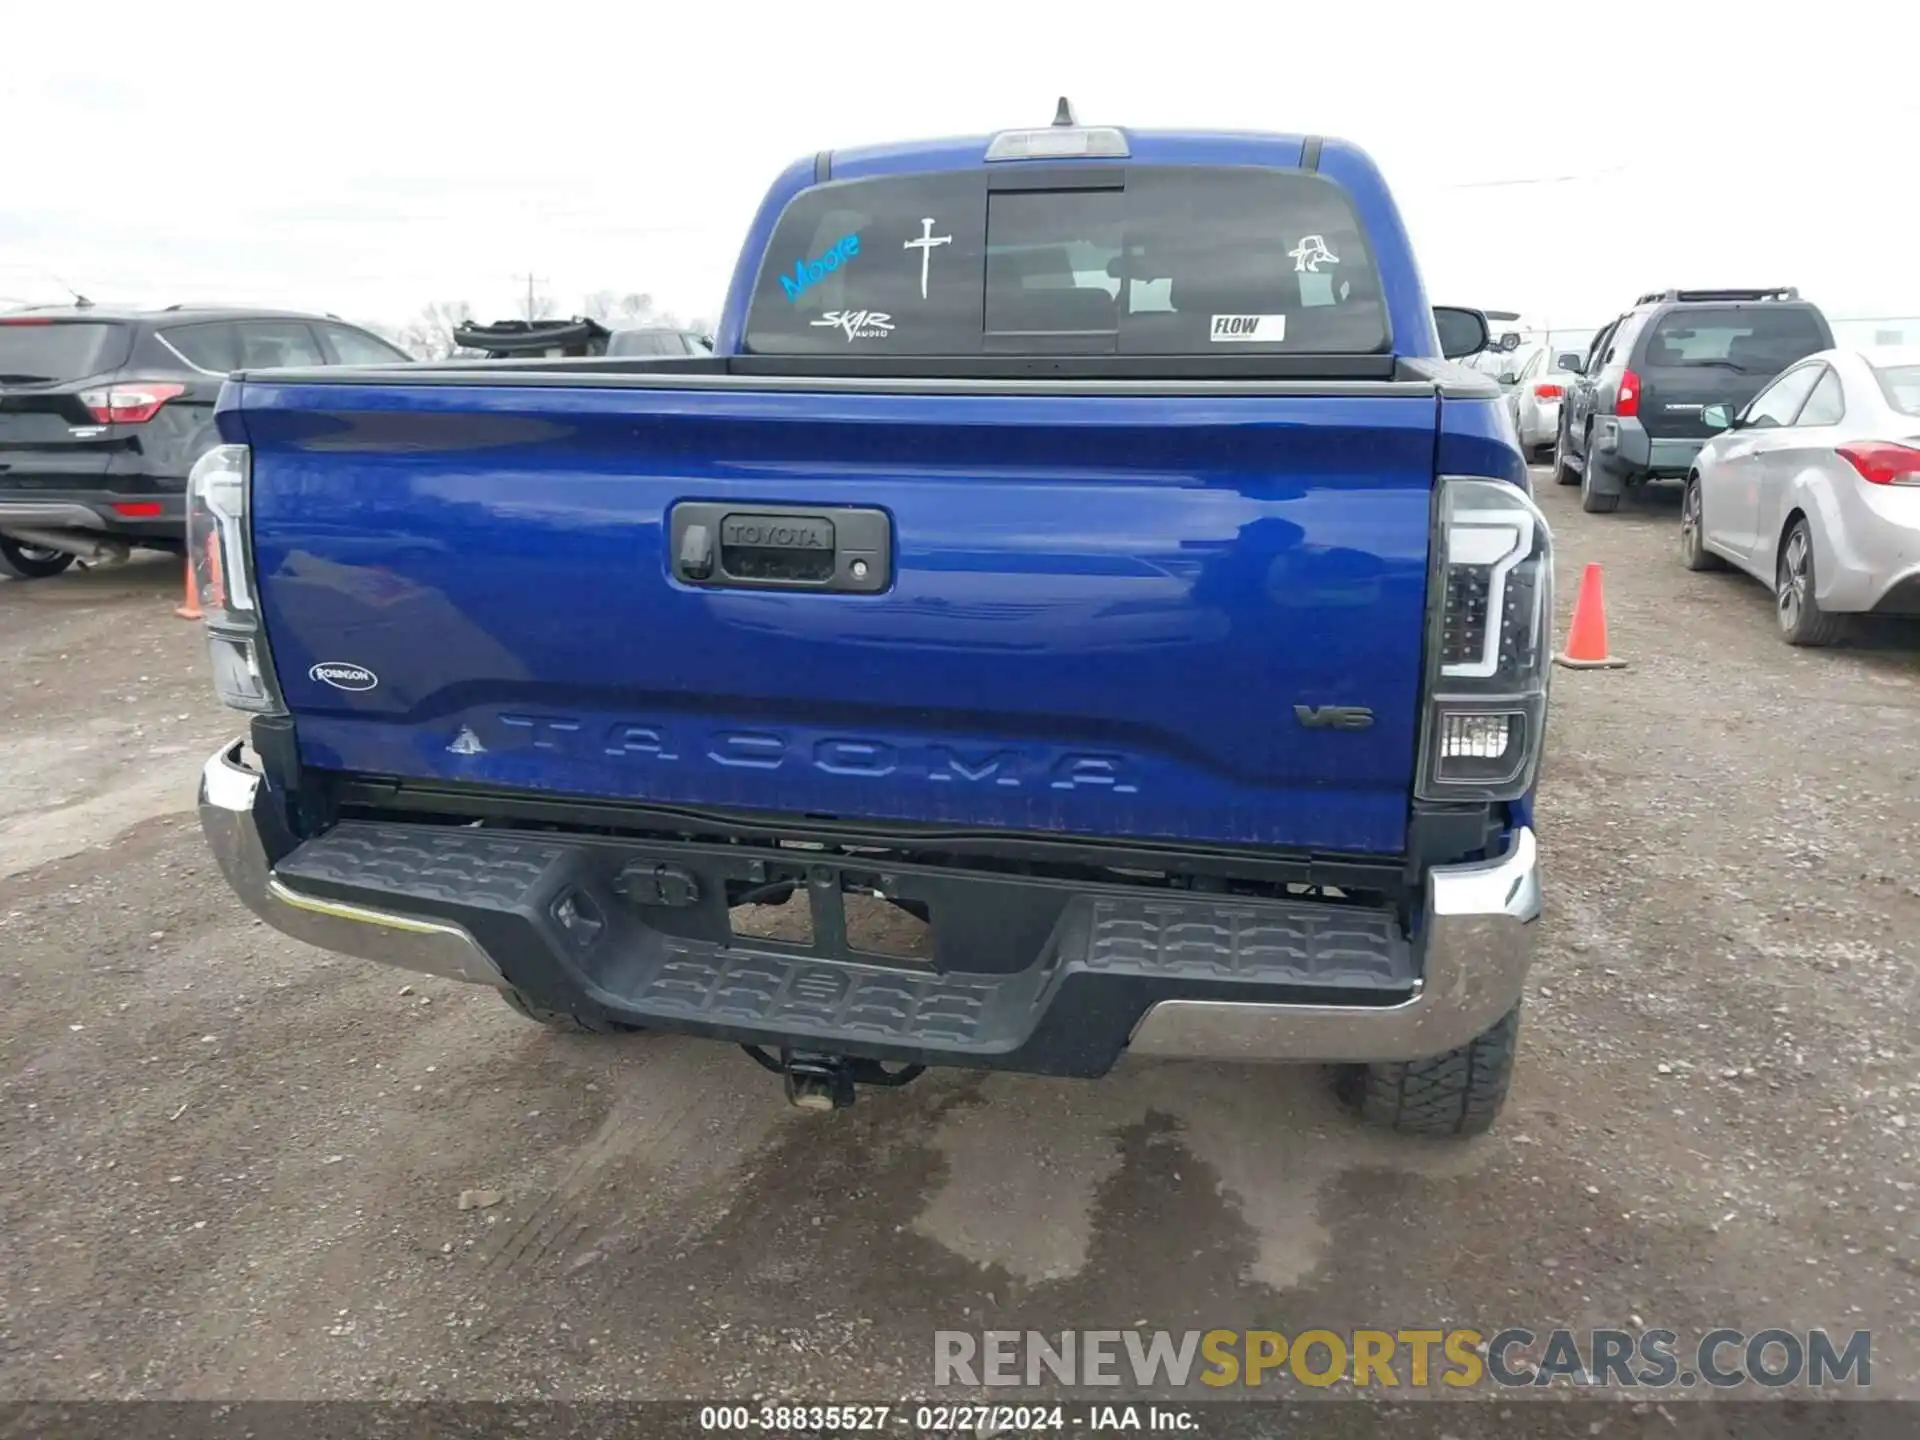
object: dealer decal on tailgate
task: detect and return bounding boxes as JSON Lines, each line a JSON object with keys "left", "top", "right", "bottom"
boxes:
{"left": 1210, "top": 314, "right": 1286, "bottom": 343}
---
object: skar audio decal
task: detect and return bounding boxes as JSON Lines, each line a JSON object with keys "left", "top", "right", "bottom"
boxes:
{"left": 903, "top": 217, "right": 952, "bottom": 299}
{"left": 1210, "top": 314, "right": 1287, "bottom": 343}
{"left": 811, "top": 310, "right": 895, "bottom": 341}
{"left": 1287, "top": 234, "right": 1339, "bottom": 273}
{"left": 780, "top": 233, "right": 860, "bottom": 303}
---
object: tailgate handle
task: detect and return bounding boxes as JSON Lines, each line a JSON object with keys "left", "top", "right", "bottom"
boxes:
{"left": 670, "top": 503, "right": 890, "bottom": 594}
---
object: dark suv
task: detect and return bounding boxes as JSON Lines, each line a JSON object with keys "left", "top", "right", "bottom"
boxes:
{"left": 1553, "top": 288, "right": 1834, "bottom": 514}
{"left": 0, "top": 304, "right": 409, "bottom": 579}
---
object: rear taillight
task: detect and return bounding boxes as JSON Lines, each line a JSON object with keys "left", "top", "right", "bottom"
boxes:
{"left": 109, "top": 500, "right": 165, "bottom": 518}
{"left": 187, "top": 444, "right": 285, "bottom": 714}
{"left": 1533, "top": 383, "right": 1563, "bottom": 401}
{"left": 1615, "top": 369, "right": 1641, "bottom": 418}
{"left": 1837, "top": 441, "right": 1920, "bottom": 487}
{"left": 0, "top": 317, "right": 53, "bottom": 326}
{"left": 79, "top": 381, "right": 186, "bottom": 425}
{"left": 1418, "top": 478, "right": 1553, "bottom": 803}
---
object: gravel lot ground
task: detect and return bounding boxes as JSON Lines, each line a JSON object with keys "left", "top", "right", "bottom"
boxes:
{"left": 2, "top": 473, "right": 1917, "bottom": 1421}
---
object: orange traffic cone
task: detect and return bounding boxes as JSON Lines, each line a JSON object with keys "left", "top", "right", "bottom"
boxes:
{"left": 174, "top": 555, "right": 202, "bottom": 621}
{"left": 1555, "top": 562, "right": 1626, "bottom": 669}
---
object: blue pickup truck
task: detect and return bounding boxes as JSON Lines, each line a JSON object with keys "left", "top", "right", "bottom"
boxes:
{"left": 190, "top": 107, "right": 1552, "bottom": 1136}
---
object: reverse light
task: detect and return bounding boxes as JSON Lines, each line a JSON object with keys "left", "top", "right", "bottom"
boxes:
{"left": 1837, "top": 441, "right": 1920, "bottom": 486}
{"left": 186, "top": 444, "right": 285, "bottom": 714}
{"left": 1533, "top": 383, "right": 1563, "bottom": 401}
{"left": 1417, "top": 478, "right": 1553, "bottom": 802}
{"left": 79, "top": 381, "right": 186, "bottom": 424}
{"left": 1615, "top": 369, "right": 1641, "bottom": 418}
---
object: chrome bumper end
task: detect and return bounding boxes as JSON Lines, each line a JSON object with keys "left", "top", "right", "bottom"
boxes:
{"left": 198, "top": 740, "right": 504, "bottom": 987}
{"left": 1127, "top": 826, "right": 1540, "bottom": 1064}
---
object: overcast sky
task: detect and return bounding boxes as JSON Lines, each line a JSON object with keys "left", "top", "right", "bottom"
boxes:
{"left": 4, "top": 1, "right": 1914, "bottom": 336}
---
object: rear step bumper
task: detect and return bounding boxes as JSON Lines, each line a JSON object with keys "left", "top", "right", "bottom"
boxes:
{"left": 198, "top": 741, "right": 1540, "bottom": 1074}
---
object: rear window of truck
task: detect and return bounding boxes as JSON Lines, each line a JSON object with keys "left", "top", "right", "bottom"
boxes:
{"left": 0, "top": 320, "right": 130, "bottom": 382}
{"left": 745, "top": 165, "right": 1387, "bottom": 356}
{"left": 1643, "top": 307, "right": 1828, "bottom": 374}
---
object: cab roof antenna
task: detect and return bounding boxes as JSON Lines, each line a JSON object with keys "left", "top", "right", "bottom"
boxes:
{"left": 1053, "top": 96, "right": 1077, "bottom": 127}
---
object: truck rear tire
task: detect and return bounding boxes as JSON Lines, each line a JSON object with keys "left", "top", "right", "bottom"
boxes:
{"left": 498, "top": 986, "right": 641, "bottom": 1034}
{"left": 0, "top": 538, "right": 77, "bottom": 580}
{"left": 1336, "top": 1005, "right": 1520, "bottom": 1137}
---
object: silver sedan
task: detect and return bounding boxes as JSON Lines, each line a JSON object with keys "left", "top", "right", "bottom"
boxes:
{"left": 1680, "top": 345, "right": 1920, "bottom": 645}
{"left": 1498, "top": 345, "right": 1583, "bottom": 457}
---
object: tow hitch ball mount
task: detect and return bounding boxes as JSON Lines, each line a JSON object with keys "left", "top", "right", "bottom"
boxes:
{"left": 741, "top": 1045, "right": 927, "bottom": 1111}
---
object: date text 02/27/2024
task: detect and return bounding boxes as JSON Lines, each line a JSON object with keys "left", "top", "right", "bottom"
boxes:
{"left": 696, "top": 1403, "right": 1194, "bottom": 1432}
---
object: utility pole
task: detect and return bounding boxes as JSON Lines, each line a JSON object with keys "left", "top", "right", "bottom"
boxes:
{"left": 511, "top": 272, "right": 549, "bottom": 322}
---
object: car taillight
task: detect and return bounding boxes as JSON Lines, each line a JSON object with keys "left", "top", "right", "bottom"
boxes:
{"left": 109, "top": 500, "right": 165, "bottom": 518}
{"left": 1533, "top": 383, "right": 1563, "bottom": 401}
{"left": 187, "top": 444, "right": 285, "bottom": 714}
{"left": 79, "top": 381, "right": 186, "bottom": 425}
{"left": 1837, "top": 441, "right": 1920, "bottom": 487}
{"left": 0, "top": 317, "right": 53, "bottom": 326}
{"left": 1418, "top": 477, "right": 1553, "bottom": 803}
{"left": 1615, "top": 369, "right": 1640, "bottom": 418}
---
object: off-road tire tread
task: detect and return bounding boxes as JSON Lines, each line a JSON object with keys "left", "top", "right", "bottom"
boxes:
{"left": 1340, "top": 1006, "right": 1520, "bottom": 1137}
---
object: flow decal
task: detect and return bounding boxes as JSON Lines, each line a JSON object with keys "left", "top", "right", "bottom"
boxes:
{"left": 1287, "top": 234, "right": 1339, "bottom": 273}
{"left": 1210, "top": 314, "right": 1286, "bottom": 343}
{"left": 309, "top": 661, "right": 378, "bottom": 692}
{"left": 812, "top": 310, "right": 895, "bottom": 341}
{"left": 903, "top": 217, "right": 952, "bottom": 299}
{"left": 780, "top": 233, "right": 861, "bottom": 303}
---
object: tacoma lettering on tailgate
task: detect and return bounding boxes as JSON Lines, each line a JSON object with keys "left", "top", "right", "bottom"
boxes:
{"left": 494, "top": 716, "right": 1139, "bottom": 793}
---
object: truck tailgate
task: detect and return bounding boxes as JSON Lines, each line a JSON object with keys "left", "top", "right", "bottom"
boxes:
{"left": 239, "top": 379, "right": 1439, "bottom": 854}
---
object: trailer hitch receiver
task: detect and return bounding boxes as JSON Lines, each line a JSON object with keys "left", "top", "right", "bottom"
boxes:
{"left": 742, "top": 1045, "right": 927, "bottom": 1111}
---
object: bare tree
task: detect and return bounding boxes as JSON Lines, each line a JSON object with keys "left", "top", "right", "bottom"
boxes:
{"left": 397, "top": 300, "right": 475, "bottom": 360}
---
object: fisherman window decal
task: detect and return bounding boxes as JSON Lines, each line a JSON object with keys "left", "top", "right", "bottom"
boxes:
{"left": 1288, "top": 234, "right": 1339, "bottom": 273}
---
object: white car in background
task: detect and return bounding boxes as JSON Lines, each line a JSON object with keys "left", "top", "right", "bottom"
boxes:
{"left": 1497, "top": 344, "right": 1585, "bottom": 458}
{"left": 1680, "top": 346, "right": 1920, "bottom": 645}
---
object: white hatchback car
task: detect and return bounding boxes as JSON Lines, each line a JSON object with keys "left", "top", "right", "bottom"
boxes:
{"left": 1680, "top": 346, "right": 1920, "bottom": 645}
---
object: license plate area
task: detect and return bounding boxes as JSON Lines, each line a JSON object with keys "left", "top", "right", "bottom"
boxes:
{"left": 607, "top": 842, "right": 1073, "bottom": 976}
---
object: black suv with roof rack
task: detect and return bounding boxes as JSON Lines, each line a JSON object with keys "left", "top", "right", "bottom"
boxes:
{"left": 1553, "top": 287, "right": 1834, "bottom": 513}
{"left": 0, "top": 303, "right": 408, "bottom": 579}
